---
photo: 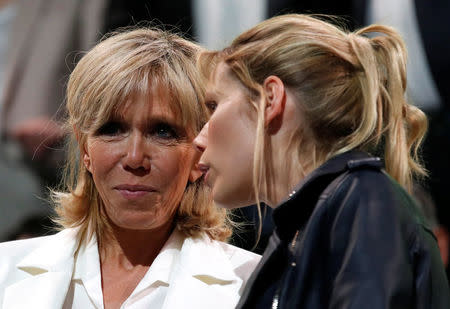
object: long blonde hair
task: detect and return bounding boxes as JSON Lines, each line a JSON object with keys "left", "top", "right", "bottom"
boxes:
{"left": 53, "top": 28, "right": 231, "bottom": 247}
{"left": 199, "top": 14, "right": 427, "bottom": 202}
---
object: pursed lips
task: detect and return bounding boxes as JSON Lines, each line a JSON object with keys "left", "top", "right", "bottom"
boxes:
{"left": 114, "top": 184, "right": 156, "bottom": 199}
{"left": 197, "top": 163, "right": 211, "bottom": 184}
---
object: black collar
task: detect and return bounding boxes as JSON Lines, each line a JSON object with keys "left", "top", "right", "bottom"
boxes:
{"left": 272, "top": 150, "right": 383, "bottom": 240}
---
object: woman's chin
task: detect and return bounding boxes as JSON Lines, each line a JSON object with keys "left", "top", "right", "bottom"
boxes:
{"left": 213, "top": 199, "right": 242, "bottom": 209}
{"left": 109, "top": 212, "right": 173, "bottom": 232}
{"left": 212, "top": 192, "right": 256, "bottom": 209}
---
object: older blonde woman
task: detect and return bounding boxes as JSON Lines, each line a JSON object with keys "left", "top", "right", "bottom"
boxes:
{"left": 0, "top": 28, "right": 260, "bottom": 309}
{"left": 194, "top": 14, "right": 450, "bottom": 308}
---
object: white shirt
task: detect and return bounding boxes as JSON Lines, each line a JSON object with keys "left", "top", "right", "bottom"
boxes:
{"left": 63, "top": 230, "right": 184, "bottom": 309}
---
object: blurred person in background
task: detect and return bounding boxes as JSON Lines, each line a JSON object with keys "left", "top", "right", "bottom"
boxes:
{"left": 0, "top": 0, "right": 46, "bottom": 241}
{"left": 0, "top": 28, "right": 259, "bottom": 308}
{"left": 0, "top": 0, "right": 15, "bottom": 97}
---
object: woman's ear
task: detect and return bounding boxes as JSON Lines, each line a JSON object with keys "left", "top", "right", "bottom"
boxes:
{"left": 75, "top": 127, "right": 92, "bottom": 173}
{"left": 83, "top": 152, "right": 92, "bottom": 173}
{"left": 263, "top": 75, "right": 285, "bottom": 132}
{"left": 82, "top": 140, "right": 92, "bottom": 173}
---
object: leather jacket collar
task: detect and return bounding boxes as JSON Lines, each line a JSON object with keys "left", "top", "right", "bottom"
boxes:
{"left": 272, "top": 150, "right": 383, "bottom": 241}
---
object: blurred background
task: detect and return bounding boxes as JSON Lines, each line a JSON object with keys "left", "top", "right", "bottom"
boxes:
{"left": 0, "top": 0, "right": 448, "bottom": 276}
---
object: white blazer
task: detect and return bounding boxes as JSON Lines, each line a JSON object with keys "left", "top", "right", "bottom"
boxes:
{"left": 0, "top": 228, "right": 260, "bottom": 309}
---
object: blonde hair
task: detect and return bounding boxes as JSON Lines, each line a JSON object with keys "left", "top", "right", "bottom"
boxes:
{"left": 199, "top": 14, "right": 427, "bottom": 201}
{"left": 53, "top": 28, "right": 231, "bottom": 246}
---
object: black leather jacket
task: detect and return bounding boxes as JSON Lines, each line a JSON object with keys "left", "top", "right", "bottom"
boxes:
{"left": 237, "top": 151, "right": 450, "bottom": 308}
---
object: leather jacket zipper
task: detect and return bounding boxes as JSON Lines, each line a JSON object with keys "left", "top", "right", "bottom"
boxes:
{"left": 291, "top": 230, "right": 300, "bottom": 251}
{"left": 271, "top": 230, "right": 300, "bottom": 309}
{"left": 272, "top": 291, "right": 280, "bottom": 309}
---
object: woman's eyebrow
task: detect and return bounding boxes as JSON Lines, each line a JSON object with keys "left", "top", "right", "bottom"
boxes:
{"left": 145, "top": 114, "right": 186, "bottom": 130}
{"left": 205, "top": 87, "right": 221, "bottom": 100}
{"left": 204, "top": 91, "right": 215, "bottom": 100}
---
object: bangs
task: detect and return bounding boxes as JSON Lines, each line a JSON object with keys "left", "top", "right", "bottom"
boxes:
{"left": 86, "top": 54, "right": 207, "bottom": 137}
{"left": 68, "top": 28, "right": 208, "bottom": 138}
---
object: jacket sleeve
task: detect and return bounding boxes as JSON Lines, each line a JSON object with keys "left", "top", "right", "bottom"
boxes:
{"left": 326, "top": 171, "right": 424, "bottom": 309}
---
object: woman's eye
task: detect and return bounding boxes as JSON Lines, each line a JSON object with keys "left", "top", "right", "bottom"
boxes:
{"left": 206, "top": 101, "right": 217, "bottom": 113}
{"left": 96, "top": 121, "right": 124, "bottom": 136}
{"left": 152, "top": 123, "right": 178, "bottom": 139}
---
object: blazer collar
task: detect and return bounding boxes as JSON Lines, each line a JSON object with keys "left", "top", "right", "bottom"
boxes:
{"left": 3, "top": 229, "right": 78, "bottom": 309}
{"left": 4, "top": 229, "right": 250, "bottom": 309}
{"left": 178, "top": 235, "right": 239, "bottom": 280}
{"left": 162, "top": 233, "right": 247, "bottom": 309}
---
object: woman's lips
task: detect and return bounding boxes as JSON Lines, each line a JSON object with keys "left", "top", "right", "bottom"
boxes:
{"left": 197, "top": 163, "right": 211, "bottom": 184}
{"left": 114, "top": 184, "right": 156, "bottom": 199}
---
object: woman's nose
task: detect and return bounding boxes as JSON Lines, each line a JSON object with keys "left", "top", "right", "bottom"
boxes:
{"left": 123, "top": 132, "right": 150, "bottom": 172}
{"left": 193, "top": 122, "right": 209, "bottom": 153}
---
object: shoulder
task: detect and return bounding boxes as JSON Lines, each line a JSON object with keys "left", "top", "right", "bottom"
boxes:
{"left": 181, "top": 233, "right": 261, "bottom": 283}
{"left": 325, "top": 166, "right": 403, "bottom": 212}
{"left": 211, "top": 239, "right": 261, "bottom": 283}
{"left": 0, "top": 228, "right": 81, "bottom": 308}
{"left": 182, "top": 232, "right": 261, "bottom": 264}
{"left": 0, "top": 232, "right": 59, "bottom": 291}
{"left": 0, "top": 228, "right": 78, "bottom": 277}
{"left": 215, "top": 240, "right": 261, "bottom": 268}
{"left": 323, "top": 166, "right": 430, "bottom": 244}
{"left": 319, "top": 168, "right": 450, "bottom": 305}
{"left": 162, "top": 233, "right": 261, "bottom": 308}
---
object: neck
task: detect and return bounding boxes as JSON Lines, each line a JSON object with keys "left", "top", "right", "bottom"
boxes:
{"left": 99, "top": 220, "right": 174, "bottom": 269}
{"left": 263, "top": 94, "right": 315, "bottom": 207}
{"left": 265, "top": 149, "right": 309, "bottom": 208}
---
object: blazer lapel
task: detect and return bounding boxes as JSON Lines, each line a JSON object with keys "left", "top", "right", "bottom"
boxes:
{"left": 162, "top": 235, "right": 244, "bottom": 309}
{"left": 2, "top": 229, "right": 78, "bottom": 309}
{"left": 3, "top": 271, "right": 73, "bottom": 309}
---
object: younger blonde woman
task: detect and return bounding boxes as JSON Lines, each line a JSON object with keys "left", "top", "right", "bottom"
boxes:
{"left": 194, "top": 14, "right": 450, "bottom": 308}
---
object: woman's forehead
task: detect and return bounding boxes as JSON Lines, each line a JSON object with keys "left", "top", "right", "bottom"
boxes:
{"left": 206, "top": 63, "right": 230, "bottom": 95}
{"left": 207, "top": 62, "right": 247, "bottom": 98}
{"left": 87, "top": 72, "right": 202, "bottom": 134}
{"left": 211, "top": 62, "right": 230, "bottom": 84}
{"left": 114, "top": 91, "right": 178, "bottom": 119}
